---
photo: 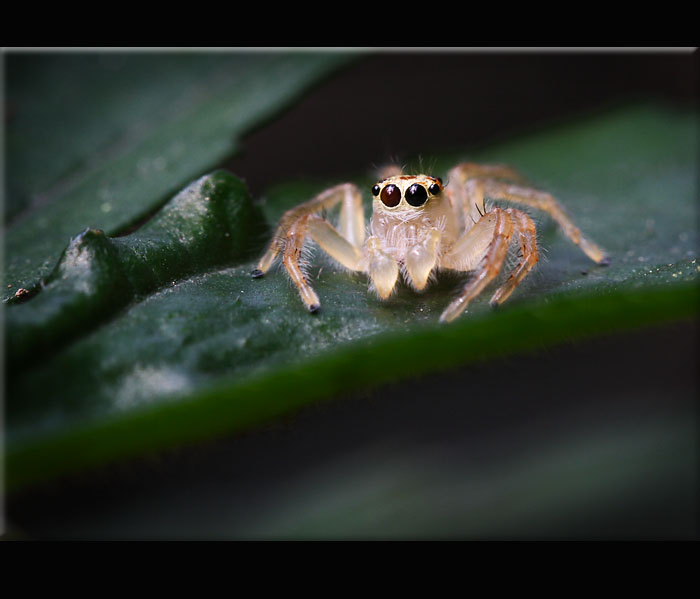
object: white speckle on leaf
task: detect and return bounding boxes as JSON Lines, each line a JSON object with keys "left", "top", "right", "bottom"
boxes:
{"left": 115, "top": 365, "right": 191, "bottom": 410}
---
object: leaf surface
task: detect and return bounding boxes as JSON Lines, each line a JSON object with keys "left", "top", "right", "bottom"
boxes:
{"left": 4, "top": 51, "right": 352, "bottom": 292}
{"left": 5, "top": 98, "right": 698, "bottom": 491}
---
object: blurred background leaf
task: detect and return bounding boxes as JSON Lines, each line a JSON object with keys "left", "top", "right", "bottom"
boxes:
{"left": 4, "top": 51, "right": 354, "bottom": 291}
{"left": 3, "top": 50, "right": 698, "bottom": 539}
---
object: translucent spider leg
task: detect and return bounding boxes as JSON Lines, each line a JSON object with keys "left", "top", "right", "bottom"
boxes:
{"left": 440, "top": 208, "right": 514, "bottom": 323}
{"left": 253, "top": 183, "right": 364, "bottom": 276}
{"left": 252, "top": 183, "right": 365, "bottom": 312}
{"left": 282, "top": 215, "right": 321, "bottom": 312}
{"left": 446, "top": 163, "right": 527, "bottom": 228}
{"left": 307, "top": 215, "right": 364, "bottom": 271}
{"left": 489, "top": 208, "right": 539, "bottom": 307}
{"left": 447, "top": 163, "right": 608, "bottom": 265}
{"left": 480, "top": 180, "right": 609, "bottom": 265}
{"left": 449, "top": 162, "right": 527, "bottom": 184}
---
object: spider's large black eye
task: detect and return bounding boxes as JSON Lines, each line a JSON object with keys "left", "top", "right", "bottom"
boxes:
{"left": 371, "top": 184, "right": 381, "bottom": 196}
{"left": 380, "top": 184, "right": 401, "bottom": 207}
{"left": 405, "top": 183, "right": 428, "bottom": 206}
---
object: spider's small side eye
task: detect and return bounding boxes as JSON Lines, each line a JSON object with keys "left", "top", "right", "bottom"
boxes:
{"left": 380, "top": 184, "right": 401, "bottom": 207}
{"left": 405, "top": 183, "right": 428, "bottom": 207}
{"left": 428, "top": 182, "right": 441, "bottom": 195}
{"left": 371, "top": 184, "right": 381, "bottom": 196}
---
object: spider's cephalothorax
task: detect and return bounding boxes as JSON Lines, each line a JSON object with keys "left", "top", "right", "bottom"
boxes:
{"left": 252, "top": 163, "right": 609, "bottom": 322}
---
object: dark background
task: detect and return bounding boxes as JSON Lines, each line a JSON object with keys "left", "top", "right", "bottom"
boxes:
{"left": 6, "top": 50, "right": 698, "bottom": 539}
{"left": 228, "top": 51, "right": 698, "bottom": 194}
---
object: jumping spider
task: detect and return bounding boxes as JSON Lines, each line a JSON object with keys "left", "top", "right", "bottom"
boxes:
{"left": 252, "top": 163, "right": 609, "bottom": 322}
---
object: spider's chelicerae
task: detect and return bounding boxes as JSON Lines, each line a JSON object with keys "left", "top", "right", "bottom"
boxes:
{"left": 252, "top": 163, "right": 609, "bottom": 322}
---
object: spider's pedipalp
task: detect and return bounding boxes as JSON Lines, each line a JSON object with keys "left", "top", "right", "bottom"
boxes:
{"left": 405, "top": 227, "right": 442, "bottom": 291}
{"left": 366, "top": 235, "right": 399, "bottom": 299}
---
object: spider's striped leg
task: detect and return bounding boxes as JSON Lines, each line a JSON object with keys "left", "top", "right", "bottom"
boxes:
{"left": 253, "top": 183, "right": 366, "bottom": 313}
{"left": 281, "top": 215, "right": 320, "bottom": 312}
{"left": 440, "top": 208, "right": 514, "bottom": 323}
{"left": 489, "top": 208, "right": 539, "bottom": 307}
{"left": 448, "top": 162, "right": 526, "bottom": 184}
{"left": 480, "top": 180, "right": 609, "bottom": 265}
{"left": 446, "top": 163, "right": 608, "bottom": 265}
{"left": 446, "top": 163, "right": 527, "bottom": 228}
{"left": 252, "top": 183, "right": 364, "bottom": 278}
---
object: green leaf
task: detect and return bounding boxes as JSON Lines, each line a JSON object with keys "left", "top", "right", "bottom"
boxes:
{"left": 5, "top": 99, "right": 698, "bottom": 493}
{"left": 6, "top": 171, "right": 264, "bottom": 371}
{"left": 4, "top": 51, "right": 354, "bottom": 293}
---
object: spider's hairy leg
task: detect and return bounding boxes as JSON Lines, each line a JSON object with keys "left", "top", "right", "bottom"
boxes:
{"left": 282, "top": 215, "right": 320, "bottom": 312}
{"left": 449, "top": 162, "right": 527, "bottom": 185}
{"left": 481, "top": 180, "right": 609, "bottom": 265}
{"left": 440, "top": 208, "right": 514, "bottom": 323}
{"left": 447, "top": 163, "right": 527, "bottom": 227}
{"left": 366, "top": 236, "right": 399, "bottom": 299}
{"left": 405, "top": 227, "right": 442, "bottom": 291}
{"left": 489, "top": 208, "right": 539, "bottom": 307}
{"left": 252, "top": 183, "right": 364, "bottom": 277}
{"left": 253, "top": 234, "right": 282, "bottom": 277}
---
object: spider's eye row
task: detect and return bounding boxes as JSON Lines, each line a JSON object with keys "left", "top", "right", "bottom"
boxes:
{"left": 380, "top": 184, "right": 401, "bottom": 207}
{"left": 405, "top": 183, "right": 428, "bottom": 207}
{"left": 371, "top": 184, "right": 381, "bottom": 196}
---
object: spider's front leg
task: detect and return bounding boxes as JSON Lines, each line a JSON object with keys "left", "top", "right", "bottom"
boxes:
{"left": 448, "top": 162, "right": 608, "bottom": 265}
{"left": 489, "top": 208, "right": 539, "bottom": 306}
{"left": 440, "top": 208, "right": 514, "bottom": 323}
{"left": 282, "top": 214, "right": 320, "bottom": 311}
{"left": 252, "top": 183, "right": 365, "bottom": 313}
{"left": 440, "top": 207, "right": 540, "bottom": 322}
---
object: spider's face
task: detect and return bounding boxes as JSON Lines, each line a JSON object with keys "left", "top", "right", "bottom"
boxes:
{"left": 371, "top": 174, "right": 443, "bottom": 213}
